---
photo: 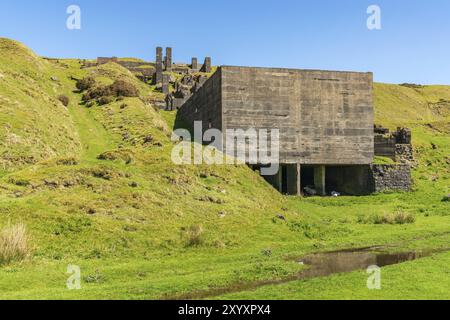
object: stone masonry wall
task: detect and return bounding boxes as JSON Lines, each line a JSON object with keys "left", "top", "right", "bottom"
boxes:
{"left": 369, "top": 164, "right": 411, "bottom": 192}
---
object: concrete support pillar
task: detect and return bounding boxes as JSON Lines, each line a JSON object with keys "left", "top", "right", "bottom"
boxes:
{"left": 162, "top": 73, "right": 170, "bottom": 94}
{"left": 297, "top": 163, "right": 302, "bottom": 196}
{"left": 191, "top": 57, "right": 198, "bottom": 70}
{"left": 165, "top": 47, "right": 172, "bottom": 71}
{"left": 276, "top": 166, "right": 283, "bottom": 193}
{"left": 314, "top": 165, "right": 326, "bottom": 196}
{"left": 201, "top": 57, "right": 211, "bottom": 73}
{"left": 155, "top": 47, "right": 163, "bottom": 85}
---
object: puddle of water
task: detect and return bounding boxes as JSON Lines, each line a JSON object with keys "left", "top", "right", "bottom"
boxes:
{"left": 165, "top": 247, "right": 450, "bottom": 300}
{"left": 297, "top": 248, "right": 447, "bottom": 279}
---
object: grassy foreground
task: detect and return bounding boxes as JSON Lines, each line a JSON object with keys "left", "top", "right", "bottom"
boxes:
{"left": 0, "top": 38, "right": 449, "bottom": 300}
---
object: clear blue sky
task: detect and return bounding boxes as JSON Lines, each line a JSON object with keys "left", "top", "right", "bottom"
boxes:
{"left": 1, "top": 0, "right": 449, "bottom": 84}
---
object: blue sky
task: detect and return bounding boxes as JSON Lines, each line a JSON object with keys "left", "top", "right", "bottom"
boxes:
{"left": 0, "top": 0, "right": 449, "bottom": 84}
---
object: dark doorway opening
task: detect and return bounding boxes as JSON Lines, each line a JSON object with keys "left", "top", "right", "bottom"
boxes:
{"left": 301, "top": 166, "right": 315, "bottom": 190}
{"left": 281, "top": 165, "right": 288, "bottom": 194}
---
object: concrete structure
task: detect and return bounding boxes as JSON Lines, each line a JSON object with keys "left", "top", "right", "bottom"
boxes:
{"left": 162, "top": 73, "right": 170, "bottom": 94}
{"left": 201, "top": 57, "right": 212, "bottom": 73}
{"left": 155, "top": 47, "right": 163, "bottom": 85}
{"left": 191, "top": 57, "right": 198, "bottom": 70}
{"left": 165, "top": 47, "right": 172, "bottom": 71}
{"left": 179, "top": 66, "right": 378, "bottom": 196}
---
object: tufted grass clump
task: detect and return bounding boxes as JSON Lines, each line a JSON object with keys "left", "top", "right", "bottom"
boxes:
{"left": 182, "top": 225, "right": 204, "bottom": 247}
{"left": 358, "top": 211, "right": 415, "bottom": 225}
{"left": 0, "top": 224, "right": 31, "bottom": 265}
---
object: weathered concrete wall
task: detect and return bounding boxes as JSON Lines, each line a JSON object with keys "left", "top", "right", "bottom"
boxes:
{"left": 220, "top": 66, "right": 374, "bottom": 165}
{"left": 369, "top": 164, "right": 411, "bottom": 192}
{"left": 178, "top": 68, "right": 223, "bottom": 135}
{"left": 374, "top": 135, "right": 396, "bottom": 159}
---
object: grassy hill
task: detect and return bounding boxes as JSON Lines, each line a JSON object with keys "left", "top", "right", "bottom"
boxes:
{"left": 0, "top": 38, "right": 449, "bottom": 299}
{"left": 0, "top": 39, "right": 81, "bottom": 174}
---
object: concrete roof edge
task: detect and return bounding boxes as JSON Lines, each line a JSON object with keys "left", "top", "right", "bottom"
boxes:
{"left": 220, "top": 65, "right": 373, "bottom": 75}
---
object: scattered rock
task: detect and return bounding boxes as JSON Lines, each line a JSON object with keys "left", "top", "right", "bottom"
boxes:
{"left": 56, "top": 157, "right": 78, "bottom": 166}
{"left": 276, "top": 214, "right": 286, "bottom": 221}
{"left": 98, "top": 149, "right": 134, "bottom": 164}
{"left": 129, "top": 182, "right": 138, "bottom": 188}
{"left": 304, "top": 186, "right": 317, "bottom": 196}
{"left": 51, "top": 76, "right": 59, "bottom": 82}
{"left": 197, "top": 195, "right": 225, "bottom": 204}
{"left": 123, "top": 225, "right": 137, "bottom": 232}
{"left": 218, "top": 211, "right": 226, "bottom": 218}
{"left": 13, "top": 191, "right": 24, "bottom": 198}
{"left": 143, "top": 135, "right": 154, "bottom": 144}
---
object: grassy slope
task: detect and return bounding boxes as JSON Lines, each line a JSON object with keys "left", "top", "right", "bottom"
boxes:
{"left": 0, "top": 39, "right": 449, "bottom": 299}
{"left": 0, "top": 39, "right": 81, "bottom": 174}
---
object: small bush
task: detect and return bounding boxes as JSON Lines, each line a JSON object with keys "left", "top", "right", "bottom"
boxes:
{"left": 182, "top": 225, "right": 204, "bottom": 247}
{"left": 110, "top": 80, "right": 139, "bottom": 97}
{"left": 57, "top": 95, "right": 70, "bottom": 107}
{"left": 98, "top": 96, "right": 114, "bottom": 106}
{"left": 85, "top": 101, "right": 96, "bottom": 108}
{"left": 0, "top": 224, "right": 31, "bottom": 265}
{"left": 76, "top": 77, "right": 96, "bottom": 91}
{"left": 82, "top": 80, "right": 138, "bottom": 106}
{"left": 442, "top": 194, "right": 450, "bottom": 202}
{"left": 82, "top": 86, "right": 112, "bottom": 102}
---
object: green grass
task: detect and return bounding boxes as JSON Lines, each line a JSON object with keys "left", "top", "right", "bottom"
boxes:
{"left": 0, "top": 38, "right": 449, "bottom": 300}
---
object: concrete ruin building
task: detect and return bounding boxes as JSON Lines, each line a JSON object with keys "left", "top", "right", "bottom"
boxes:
{"left": 90, "top": 47, "right": 411, "bottom": 196}
{"left": 179, "top": 66, "right": 412, "bottom": 196}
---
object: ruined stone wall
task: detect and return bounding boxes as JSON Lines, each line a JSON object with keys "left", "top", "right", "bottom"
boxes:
{"left": 374, "top": 127, "right": 414, "bottom": 164}
{"left": 369, "top": 164, "right": 411, "bottom": 192}
{"left": 374, "top": 135, "right": 396, "bottom": 159}
{"left": 220, "top": 66, "right": 374, "bottom": 165}
{"left": 97, "top": 57, "right": 118, "bottom": 64}
{"left": 178, "top": 68, "right": 223, "bottom": 135}
{"left": 395, "top": 144, "right": 414, "bottom": 164}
